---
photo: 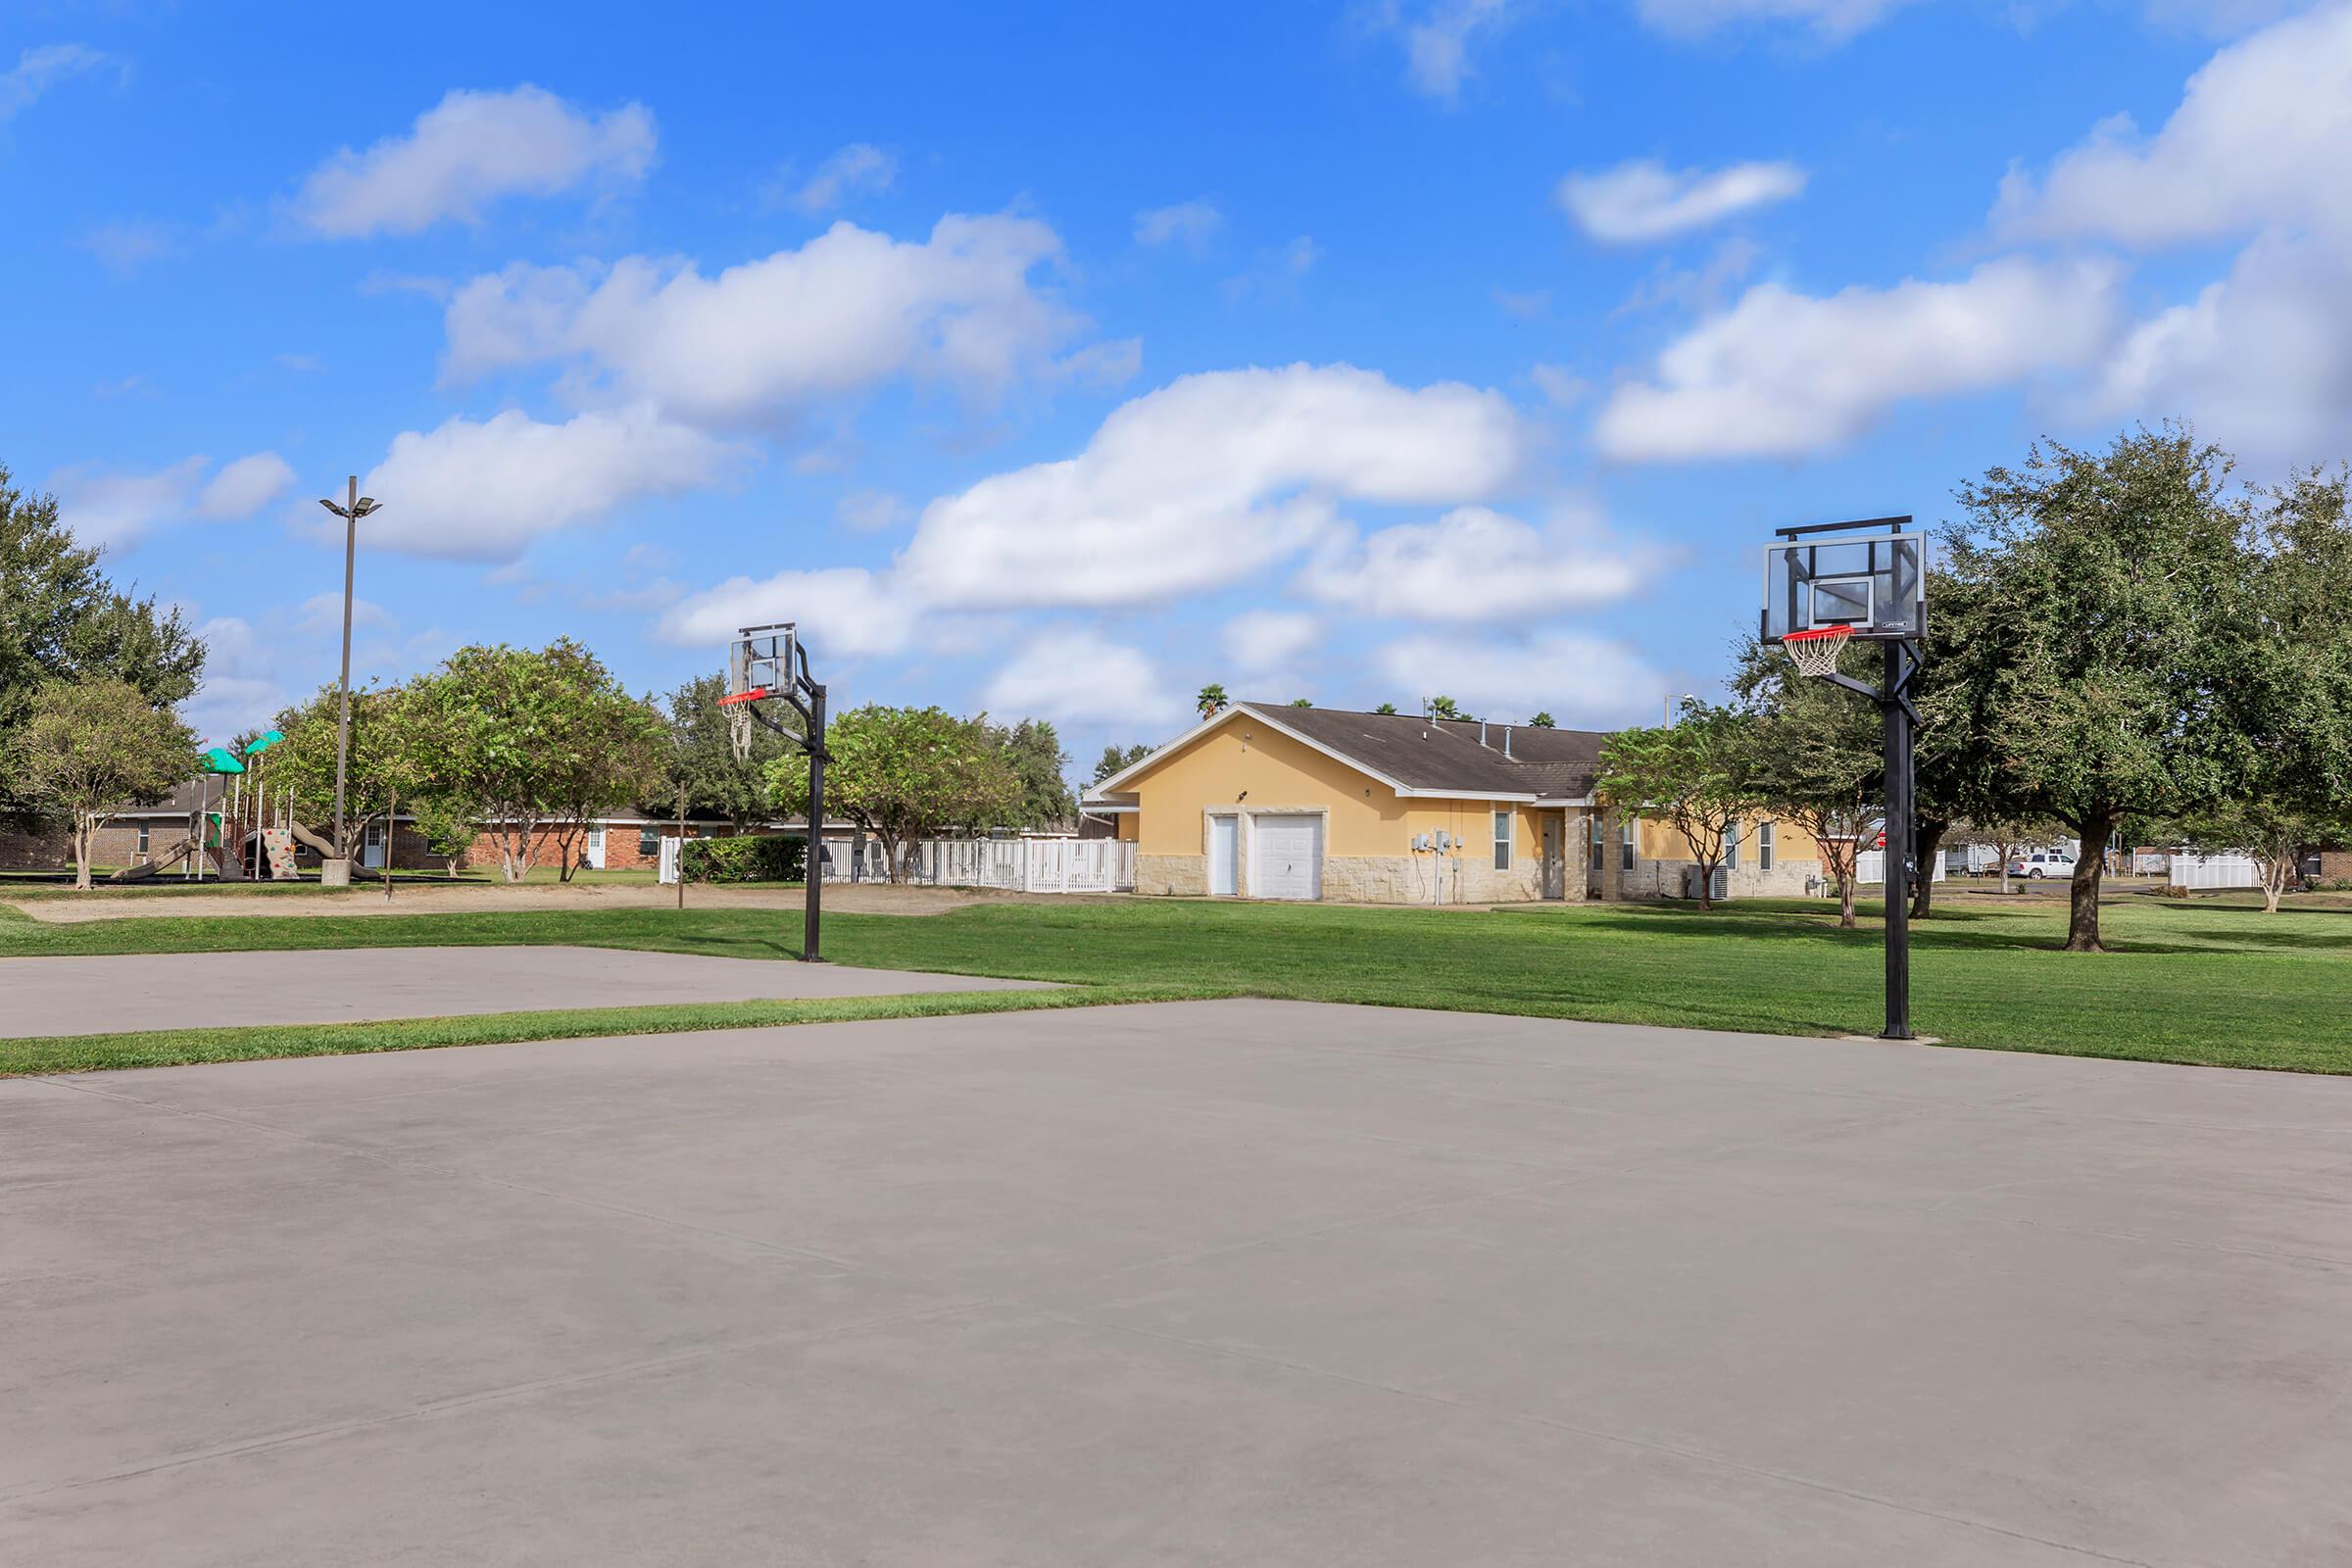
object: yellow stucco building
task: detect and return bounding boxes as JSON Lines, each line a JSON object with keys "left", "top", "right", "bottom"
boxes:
{"left": 1085, "top": 702, "right": 1827, "bottom": 905}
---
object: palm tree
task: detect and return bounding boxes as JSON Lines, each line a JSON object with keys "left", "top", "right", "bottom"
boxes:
{"left": 1196, "top": 683, "right": 1229, "bottom": 719}
{"left": 1529, "top": 710, "right": 1555, "bottom": 728}
{"left": 1374, "top": 702, "right": 1397, "bottom": 715}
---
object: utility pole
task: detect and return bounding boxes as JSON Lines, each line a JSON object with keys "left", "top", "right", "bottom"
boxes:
{"left": 317, "top": 476, "right": 382, "bottom": 885}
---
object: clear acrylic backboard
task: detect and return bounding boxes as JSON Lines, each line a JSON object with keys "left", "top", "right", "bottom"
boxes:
{"left": 725, "top": 622, "right": 797, "bottom": 701}
{"left": 1761, "top": 531, "right": 1926, "bottom": 644}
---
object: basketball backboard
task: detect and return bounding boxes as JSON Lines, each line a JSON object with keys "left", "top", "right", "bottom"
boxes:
{"left": 1761, "top": 527, "right": 1926, "bottom": 644}
{"left": 725, "top": 622, "right": 797, "bottom": 702}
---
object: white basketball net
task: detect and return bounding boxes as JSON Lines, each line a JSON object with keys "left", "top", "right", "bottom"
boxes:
{"left": 1782, "top": 625, "right": 1853, "bottom": 680}
{"left": 726, "top": 702, "right": 755, "bottom": 762}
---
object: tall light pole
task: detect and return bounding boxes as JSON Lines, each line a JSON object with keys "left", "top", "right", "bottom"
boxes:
{"left": 318, "top": 476, "right": 382, "bottom": 876}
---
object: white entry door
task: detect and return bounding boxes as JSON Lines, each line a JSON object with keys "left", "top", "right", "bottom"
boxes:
{"left": 1208, "top": 814, "right": 1239, "bottom": 896}
{"left": 1250, "top": 815, "right": 1323, "bottom": 901}
{"left": 585, "top": 827, "right": 608, "bottom": 869}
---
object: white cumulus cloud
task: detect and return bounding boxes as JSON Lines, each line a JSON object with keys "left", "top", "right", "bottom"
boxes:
{"left": 897, "top": 364, "right": 1533, "bottom": 610}
{"left": 1557, "top": 159, "right": 1806, "bottom": 243}
{"left": 790, "top": 143, "right": 896, "bottom": 214}
{"left": 197, "top": 452, "right": 296, "bottom": 518}
{"left": 362, "top": 406, "right": 735, "bottom": 562}
{"left": 1993, "top": 4, "right": 2352, "bottom": 249}
{"left": 1222, "top": 609, "right": 1323, "bottom": 671}
{"left": 1392, "top": 0, "right": 1521, "bottom": 100}
{"left": 295, "top": 84, "right": 655, "bottom": 238}
{"left": 1374, "top": 631, "right": 1670, "bottom": 728}
{"left": 2087, "top": 232, "right": 2352, "bottom": 462}
{"left": 1297, "top": 506, "right": 1648, "bottom": 620}
{"left": 0, "top": 42, "right": 111, "bottom": 122}
{"left": 1594, "top": 258, "right": 2120, "bottom": 461}
{"left": 1135, "top": 199, "right": 1224, "bottom": 251}
{"left": 442, "top": 215, "right": 1082, "bottom": 426}
{"left": 52, "top": 450, "right": 295, "bottom": 549}
{"left": 983, "top": 628, "right": 1181, "bottom": 726}
{"left": 656, "top": 565, "right": 918, "bottom": 660}
{"left": 1635, "top": 0, "right": 1913, "bottom": 40}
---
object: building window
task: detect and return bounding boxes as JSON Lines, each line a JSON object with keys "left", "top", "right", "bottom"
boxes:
{"left": 135, "top": 823, "right": 151, "bottom": 856}
{"left": 1589, "top": 814, "right": 1604, "bottom": 870}
{"left": 1620, "top": 815, "right": 1637, "bottom": 871}
{"left": 1493, "top": 809, "right": 1512, "bottom": 871}
{"left": 1759, "top": 820, "right": 1776, "bottom": 871}
{"left": 1724, "top": 820, "right": 1741, "bottom": 871}
{"left": 639, "top": 826, "right": 662, "bottom": 858}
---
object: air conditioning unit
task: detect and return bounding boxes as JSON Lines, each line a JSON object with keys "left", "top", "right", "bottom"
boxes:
{"left": 1686, "top": 864, "right": 1731, "bottom": 902}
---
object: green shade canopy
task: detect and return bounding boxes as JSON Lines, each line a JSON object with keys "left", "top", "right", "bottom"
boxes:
{"left": 242, "top": 730, "right": 284, "bottom": 757}
{"left": 200, "top": 747, "right": 246, "bottom": 774}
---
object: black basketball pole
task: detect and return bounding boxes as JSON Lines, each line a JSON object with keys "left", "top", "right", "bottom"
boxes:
{"left": 1881, "top": 639, "right": 1915, "bottom": 1041}
{"left": 802, "top": 680, "right": 827, "bottom": 964}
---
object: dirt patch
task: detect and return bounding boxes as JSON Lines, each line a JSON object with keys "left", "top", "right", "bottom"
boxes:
{"left": 1, "top": 882, "right": 1123, "bottom": 924}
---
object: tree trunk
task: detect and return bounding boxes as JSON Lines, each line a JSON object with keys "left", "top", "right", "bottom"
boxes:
{"left": 74, "top": 817, "right": 93, "bottom": 891}
{"left": 1996, "top": 840, "right": 2014, "bottom": 896}
{"left": 1911, "top": 820, "right": 1945, "bottom": 918}
{"left": 1838, "top": 871, "right": 1857, "bottom": 928}
{"left": 1694, "top": 854, "right": 1716, "bottom": 911}
{"left": 2064, "top": 812, "right": 2116, "bottom": 953}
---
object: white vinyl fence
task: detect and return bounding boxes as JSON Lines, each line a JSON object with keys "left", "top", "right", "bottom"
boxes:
{"left": 662, "top": 833, "right": 1134, "bottom": 893}
{"left": 2168, "top": 851, "right": 2262, "bottom": 891}
{"left": 1855, "top": 850, "right": 1948, "bottom": 885}
{"left": 902, "top": 836, "right": 1136, "bottom": 894}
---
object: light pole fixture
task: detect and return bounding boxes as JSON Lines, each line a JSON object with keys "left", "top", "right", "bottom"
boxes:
{"left": 318, "top": 476, "right": 383, "bottom": 873}
{"left": 1664, "top": 692, "right": 1696, "bottom": 726}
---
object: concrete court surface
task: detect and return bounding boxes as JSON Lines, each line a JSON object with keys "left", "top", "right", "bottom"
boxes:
{"left": 0, "top": 946, "right": 1049, "bottom": 1038}
{"left": 4, "top": 1002, "right": 2349, "bottom": 1566}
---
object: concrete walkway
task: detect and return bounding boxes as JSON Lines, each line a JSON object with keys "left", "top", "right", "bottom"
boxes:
{"left": 5, "top": 1001, "right": 2349, "bottom": 1564}
{"left": 0, "top": 946, "right": 1048, "bottom": 1037}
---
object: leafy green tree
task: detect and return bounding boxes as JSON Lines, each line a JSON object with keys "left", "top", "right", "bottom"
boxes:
{"left": 1, "top": 465, "right": 204, "bottom": 824}
{"left": 264, "top": 684, "right": 404, "bottom": 862}
{"left": 1740, "top": 662, "right": 1880, "bottom": 928}
{"left": 2180, "top": 469, "right": 2352, "bottom": 910}
{"left": 404, "top": 791, "right": 478, "bottom": 875}
{"left": 1289, "top": 697, "right": 1313, "bottom": 708}
{"left": 1427, "top": 696, "right": 1468, "bottom": 720}
{"left": 1092, "top": 742, "right": 1153, "bottom": 784}
{"left": 1196, "top": 682, "right": 1229, "bottom": 718}
{"left": 766, "top": 705, "right": 1020, "bottom": 883}
{"left": 1596, "top": 705, "right": 1757, "bottom": 911}
{"left": 1373, "top": 702, "right": 1398, "bottom": 715}
{"left": 395, "top": 639, "right": 667, "bottom": 883}
{"left": 1951, "top": 427, "right": 2253, "bottom": 950}
{"left": 11, "top": 678, "right": 196, "bottom": 889}
{"left": 1528, "top": 710, "right": 1555, "bottom": 727}
{"left": 662, "top": 672, "right": 793, "bottom": 829}
{"left": 988, "top": 717, "right": 1075, "bottom": 829}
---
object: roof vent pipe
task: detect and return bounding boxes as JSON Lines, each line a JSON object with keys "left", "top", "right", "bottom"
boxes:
{"left": 1479, "top": 720, "right": 1489, "bottom": 748}
{"left": 1503, "top": 725, "right": 1513, "bottom": 759}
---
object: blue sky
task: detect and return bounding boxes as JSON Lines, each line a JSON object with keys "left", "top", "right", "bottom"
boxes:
{"left": 7, "top": 1, "right": 2345, "bottom": 771}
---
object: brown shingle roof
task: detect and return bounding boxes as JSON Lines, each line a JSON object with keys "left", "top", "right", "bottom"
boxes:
{"left": 1237, "top": 704, "right": 1606, "bottom": 800}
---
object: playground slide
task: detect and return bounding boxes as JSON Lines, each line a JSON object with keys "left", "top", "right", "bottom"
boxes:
{"left": 106, "top": 836, "right": 227, "bottom": 883}
{"left": 287, "top": 818, "right": 386, "bottom": 879}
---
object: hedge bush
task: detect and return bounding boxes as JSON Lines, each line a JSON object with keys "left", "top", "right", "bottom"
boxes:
{"left": 679, "top": 835, "right": 806, "bottom": 884}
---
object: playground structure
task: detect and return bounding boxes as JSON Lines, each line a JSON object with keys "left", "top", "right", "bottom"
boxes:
{"left": 106, "top": 731, "right": 385, "bottom": 884}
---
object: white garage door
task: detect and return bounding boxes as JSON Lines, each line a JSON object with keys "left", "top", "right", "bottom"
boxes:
{"left": 1250, "top": 815, "right": 1323, "bottom": 901}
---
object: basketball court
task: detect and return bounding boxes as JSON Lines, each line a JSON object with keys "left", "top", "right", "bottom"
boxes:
{"left": 0, "top": 947, "right": 1050, "bottom": 1039}
{"left": 6, "top": 1000, "right": 2346, "bottom": 1564}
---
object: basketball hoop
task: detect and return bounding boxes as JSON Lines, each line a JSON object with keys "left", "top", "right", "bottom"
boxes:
{"left": 1781, "top": 624, "right": 1853, "bottom": 679}
{"left": 716, "top": 685, "right": 766, "bottom": 762}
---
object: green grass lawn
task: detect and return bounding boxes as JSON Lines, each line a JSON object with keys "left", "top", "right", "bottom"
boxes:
{"left": 2, "top": 891, "right": 2345, "bottom": 1076}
